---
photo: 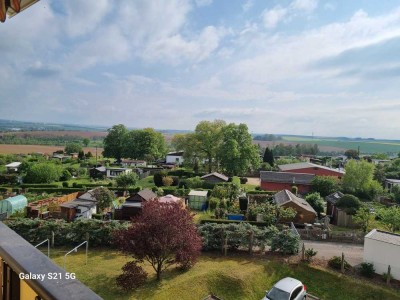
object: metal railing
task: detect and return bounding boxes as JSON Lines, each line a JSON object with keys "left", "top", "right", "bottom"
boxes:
{"left": 64, "top": 241, "right": 88, "bottom": 270}
{"left": 35, "top": 238, "right": 50, "bottom": 257}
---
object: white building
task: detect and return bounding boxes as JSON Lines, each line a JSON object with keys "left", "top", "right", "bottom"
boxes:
{"left": 121, "top": 159, "right": 147, "bottom": 168}
{"left": 363, "top": 229, "right": 400, "bottom": 280}
{"left": 5, "top": 162, "right": 21, "bottom": 173}
{"left": 106, "top": 167, "right": 132, "bottom": 178}
{"left": 166, "top": 151, "right": 184, "bottom": 165}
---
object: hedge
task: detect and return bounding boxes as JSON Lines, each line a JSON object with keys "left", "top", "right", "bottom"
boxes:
{"left": 5, "top": 218, "right": 129, "bottom": 247}
{"left": 25, "top": 187, "right": 83, "bottom": 193}
{"left": 21, "top": 183, "right": 60, "bottom": 188}
{"left": 246, "top": 190, "right": 275, "bottom": 195}
{"left": 199, "top": 219, "right": 274, "bottom": 227}
{"left": 72, "top": 183, "right": 110, "bottom": 188}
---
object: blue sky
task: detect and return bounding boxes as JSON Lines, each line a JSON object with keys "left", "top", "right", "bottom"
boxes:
{"left": 1, "top": 0, "right": 400, "bottom": 139}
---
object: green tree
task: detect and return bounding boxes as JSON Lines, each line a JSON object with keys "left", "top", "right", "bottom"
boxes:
{"left": 342, "top": 160, "right": 375, "bottom": 195}
{"left": 345, "top": 149, "right": 359, "bottom": 159}
{"left": 377, "top": 206, "right": 400, "bottom": 232}
{"left": 60, "top": 169, "right": 72, "bottom": 181}
{"left": 24, "top": 163, "right": 62, "bottom": 183}
{"left": 92, "top": 187, "right": 115, "bottom": 213}
{"left": 115, "top": 173, "right": 139, "bottom": 190}
{"left": 65, "top": 142, "right": 83, "bottom": 154}
{"left": 194, "top": 120, "right": 226, "bottom": 173}
{"left": 218, "top": 123, "right": 260, "bottom": 176}
{"left": 353, "top": 206, "right": 372, "bottom": 233}
{"left": 263, "top": 147, "right": 274, "bottom": 166}
{"left": 103, "top": 124, "right": 129, "bottom": 163}
{"left": 78, "top": 150, "right": 85, "bottom": 160}
{"left": 123, "top": 128, "right": 167, "bottom": 161}
{"left": 335, "top": 194, "right": 361, "bottom": 215}
{"left": 82, "top": 138, "right": 90, "bottom": 147}
{"left": 305, "top": 192, "right": 325, "bottom": 217}
{"left": 311, "top": 176, "right": 338, "bottom": 197}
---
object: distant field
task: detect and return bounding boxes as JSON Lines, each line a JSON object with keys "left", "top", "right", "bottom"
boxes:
{"left": 252, "top": 140, "right": 346, "bottom": 152}
{"left": 0, "top": 130, "right": 108, "bottom": 138}
{"left": 0, "top": 144, "right": 103, "bottom": 154}
{"left": 280, "top": 136, "right": 400, "bottom": 154}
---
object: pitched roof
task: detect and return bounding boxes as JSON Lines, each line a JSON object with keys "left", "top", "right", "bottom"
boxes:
{"left": 167, "top": 151, "right": 184, "bottom": 156}
{"left": 273, "top": 190, "right": 317, "bottom": 215}
{"left": 260, "top": 171, "right": 315, "bottom": 185}
{"left": 278, "top": 162, "right": 345, "bottom": 174}
{"left": 325, "top": 191, "right": 344, "bottom": 204}
{"left": 365, "top": 229, "right": 400, "bottom": 246}
{"left": 5, "top": 162, "right": 21, "bottom": 168}
{"left": 201, "top": 172, "right": 229, "bottom": 181}
{"left": 137, "top": 189, "right": 157, "bottom": 201}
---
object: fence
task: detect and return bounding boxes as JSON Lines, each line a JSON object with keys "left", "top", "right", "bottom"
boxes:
{"left": 297, "top": 228, "right": 364, "bottom": 244}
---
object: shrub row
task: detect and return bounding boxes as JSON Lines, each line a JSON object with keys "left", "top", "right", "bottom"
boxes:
{"left": 20, "top": 183, "right": 60, "bottom": 188}
{"left": 246, "top": 190, "right": 275, "bottom": 195}
{"left": 5, "top": 218, "right": 129, "bottom": 247}
{"left": 24, "top": 187, "right": 83, "bottom": 193}
{"left": 199, "top": 219, "right": 274, "bottom": 227}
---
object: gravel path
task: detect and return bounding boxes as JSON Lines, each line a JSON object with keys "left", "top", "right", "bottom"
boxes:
{"left": 301, "top": 240, "right": 364, "bottom": 266}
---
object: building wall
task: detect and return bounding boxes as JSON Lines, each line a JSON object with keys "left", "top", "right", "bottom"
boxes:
{"left": 166, "top": 155, "right": 184, "bottom": 164}
{"left": 280, "top": 202, "right": 316, "bottom": 224}
{"left": 281, "top": 167, "right": 343, "bottom": 178}
{"left": 364, "top": 238, "right": 400, "bottom": 280}
{"left": 261, "top": 181, "right": 311, "bottom": 194}
{"left": 106, "top": 169, "right": 132, "bottom": 178}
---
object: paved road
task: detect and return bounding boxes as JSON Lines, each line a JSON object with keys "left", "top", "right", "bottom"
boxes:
{"left": 300, "top": 241, "right": 364, "bottom": 266}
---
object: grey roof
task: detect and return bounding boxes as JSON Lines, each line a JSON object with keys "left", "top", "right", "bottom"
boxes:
{"left": 94, "top": 166, "right": 106, "bottom": 172}
{"left": 189, "top": 190, "right": 208, "bottom": 197}
{"left": 325, "top": 191, "right": 344, "bottom": 204}
{"left": 167, "top": 151, "right": 184, "bottom": 156}
{"left": 5, "top": 162, "right": 21, "bottom": 168}
{"left": 278, "top": 162, "right": 345, "bottom": 174}
{"left": 260, "top": 171, "right": 315, "bottom": 185}
{"left": 122, "top": 202, "right": 142, "bottom": 208}
{"left": 60, "top": 200, "right": 96, "bottom": 209}
{"left": 365, "top": 229, "right": 400, "bottom": 246}
{"left": 385, "top": 178, "right": 400, "bottom": 184}
{"left": 201, "top": 172, "right": 229, "bottom": 181}
{"left": 136, "top": 189, "right": 157, "bottom": 201}
{"left": 273, "top": 190, "right": 317, "bottom": 215}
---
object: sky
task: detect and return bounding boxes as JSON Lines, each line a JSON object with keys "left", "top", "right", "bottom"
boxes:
{"left": 1, "top": 0, "right": 400, "bottom": 139}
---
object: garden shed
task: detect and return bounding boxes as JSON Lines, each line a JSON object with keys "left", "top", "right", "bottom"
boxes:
{"left": 0, "top": 195, "right": 28, "bottom": 217}
{"left": 188, "top": 190, "right": 208, "bottom": 210}
{"left": 363, "top": 229, "right": 400, "bottom": 280}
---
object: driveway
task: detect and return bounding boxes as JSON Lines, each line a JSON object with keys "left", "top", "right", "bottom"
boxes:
{"left": 300, "top": 241, "right": 364, "bottom": 266}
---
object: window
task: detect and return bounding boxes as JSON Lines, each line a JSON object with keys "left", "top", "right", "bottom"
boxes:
{"left": 290, "top": 286, "right": 303, "bottom": 300}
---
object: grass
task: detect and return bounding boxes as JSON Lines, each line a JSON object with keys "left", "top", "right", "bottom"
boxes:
{"left": 137, "top": 176, "right": 155, "bottom": 188}
{"left": 193, "top": 210, "right": 214, "bottom": 224}
{"left": 48, "top": 248, "right": 400, "bottom": 300}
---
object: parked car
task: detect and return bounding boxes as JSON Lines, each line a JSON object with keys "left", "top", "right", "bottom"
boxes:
{"left": 262, "top": 277, "right": 307, "bottom": 300}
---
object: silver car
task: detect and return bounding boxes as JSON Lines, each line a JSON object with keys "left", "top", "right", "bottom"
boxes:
{"left": 263, "top": 277, "right": 307, "bottom": 300}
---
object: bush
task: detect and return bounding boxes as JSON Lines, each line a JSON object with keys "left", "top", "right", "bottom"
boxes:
{"left": 208, "top": 197, "right": 220, "bottom": 210}
{"left": 153, "top": 171, "right": 167, "bottom": 187}
{"left": 328, "top": 256, "right": 351, "bottom": 270}
{"left": 291, "top": 186, "right": 298, "bottom": 195}
{"left": 382, "top": 272, "right": 393, "bottom": 282}
{"left": 240, "top": 177, "right": 248, "bottom": 184}
{"left": 305, "top": 248, "right": 317, "bottom": 262}
{"left": 62, "top": 182, "right": 69, "bottom": 188}
{"left": 171, "top": 176, "right": 179, "bottom": 186}
{"left": 116, "top": 261, "right": 147, "bottom": 291}
{"left": 360, "top": 262, "right": 375, "bottom": 278}
{"left": 162, "top": 176, "right": 174, "bottom": 187}
{"left": 270, "top": 230, "right": 299, "bottom": 255}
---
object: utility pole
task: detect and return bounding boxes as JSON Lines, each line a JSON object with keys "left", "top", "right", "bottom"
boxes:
{"left": 95, "top": 146, "right": 98, "bottom": 166}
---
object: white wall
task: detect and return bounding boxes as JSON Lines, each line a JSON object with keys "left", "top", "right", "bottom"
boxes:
{"left": 166, "top": 155, "right": 184, "bottom": 164}
{"left": 363, "top": 238, "right": 400, "bottom": 279}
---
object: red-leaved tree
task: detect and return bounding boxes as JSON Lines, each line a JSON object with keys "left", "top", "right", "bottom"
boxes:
{"left": 114, "top": 200, "right": 202, "bottom": 281}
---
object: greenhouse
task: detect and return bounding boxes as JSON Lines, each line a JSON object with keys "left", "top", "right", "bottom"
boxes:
{"left": 188, "top": 190, "right": 208, "bottom": 210}
{"left": 0, "top": 195, "right": 28, "bottom": 217}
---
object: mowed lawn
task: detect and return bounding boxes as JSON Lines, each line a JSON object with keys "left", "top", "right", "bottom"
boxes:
{"left": 49, "top": 248, "right": 400, "bottom": 300}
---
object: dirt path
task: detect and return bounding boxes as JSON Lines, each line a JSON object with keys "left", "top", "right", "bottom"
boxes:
{"left": 246, "top": 177, "right": 260, "bottom": 186}
{"left": 301, "top": 241, "right": 364, "bottom": 266}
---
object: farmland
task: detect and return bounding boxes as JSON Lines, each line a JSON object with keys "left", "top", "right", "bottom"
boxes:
{"left": 0, "top": 144, "right": 102, "bottom": 154}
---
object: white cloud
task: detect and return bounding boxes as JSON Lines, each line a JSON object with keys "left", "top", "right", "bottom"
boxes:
{"left": 242, "top": 0, "right": 254, "bottom": 12}
{"left": 262, "top": 6, "right": 287, "bottom": 29}
{"left": 63, "top": 0, "right": 109, "bottom": 37}
{"left": 290, "top": 0, "right": 318, "bottom": 12}
{"left": 195, "top": 0, "right": 213, "bottom": 7}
